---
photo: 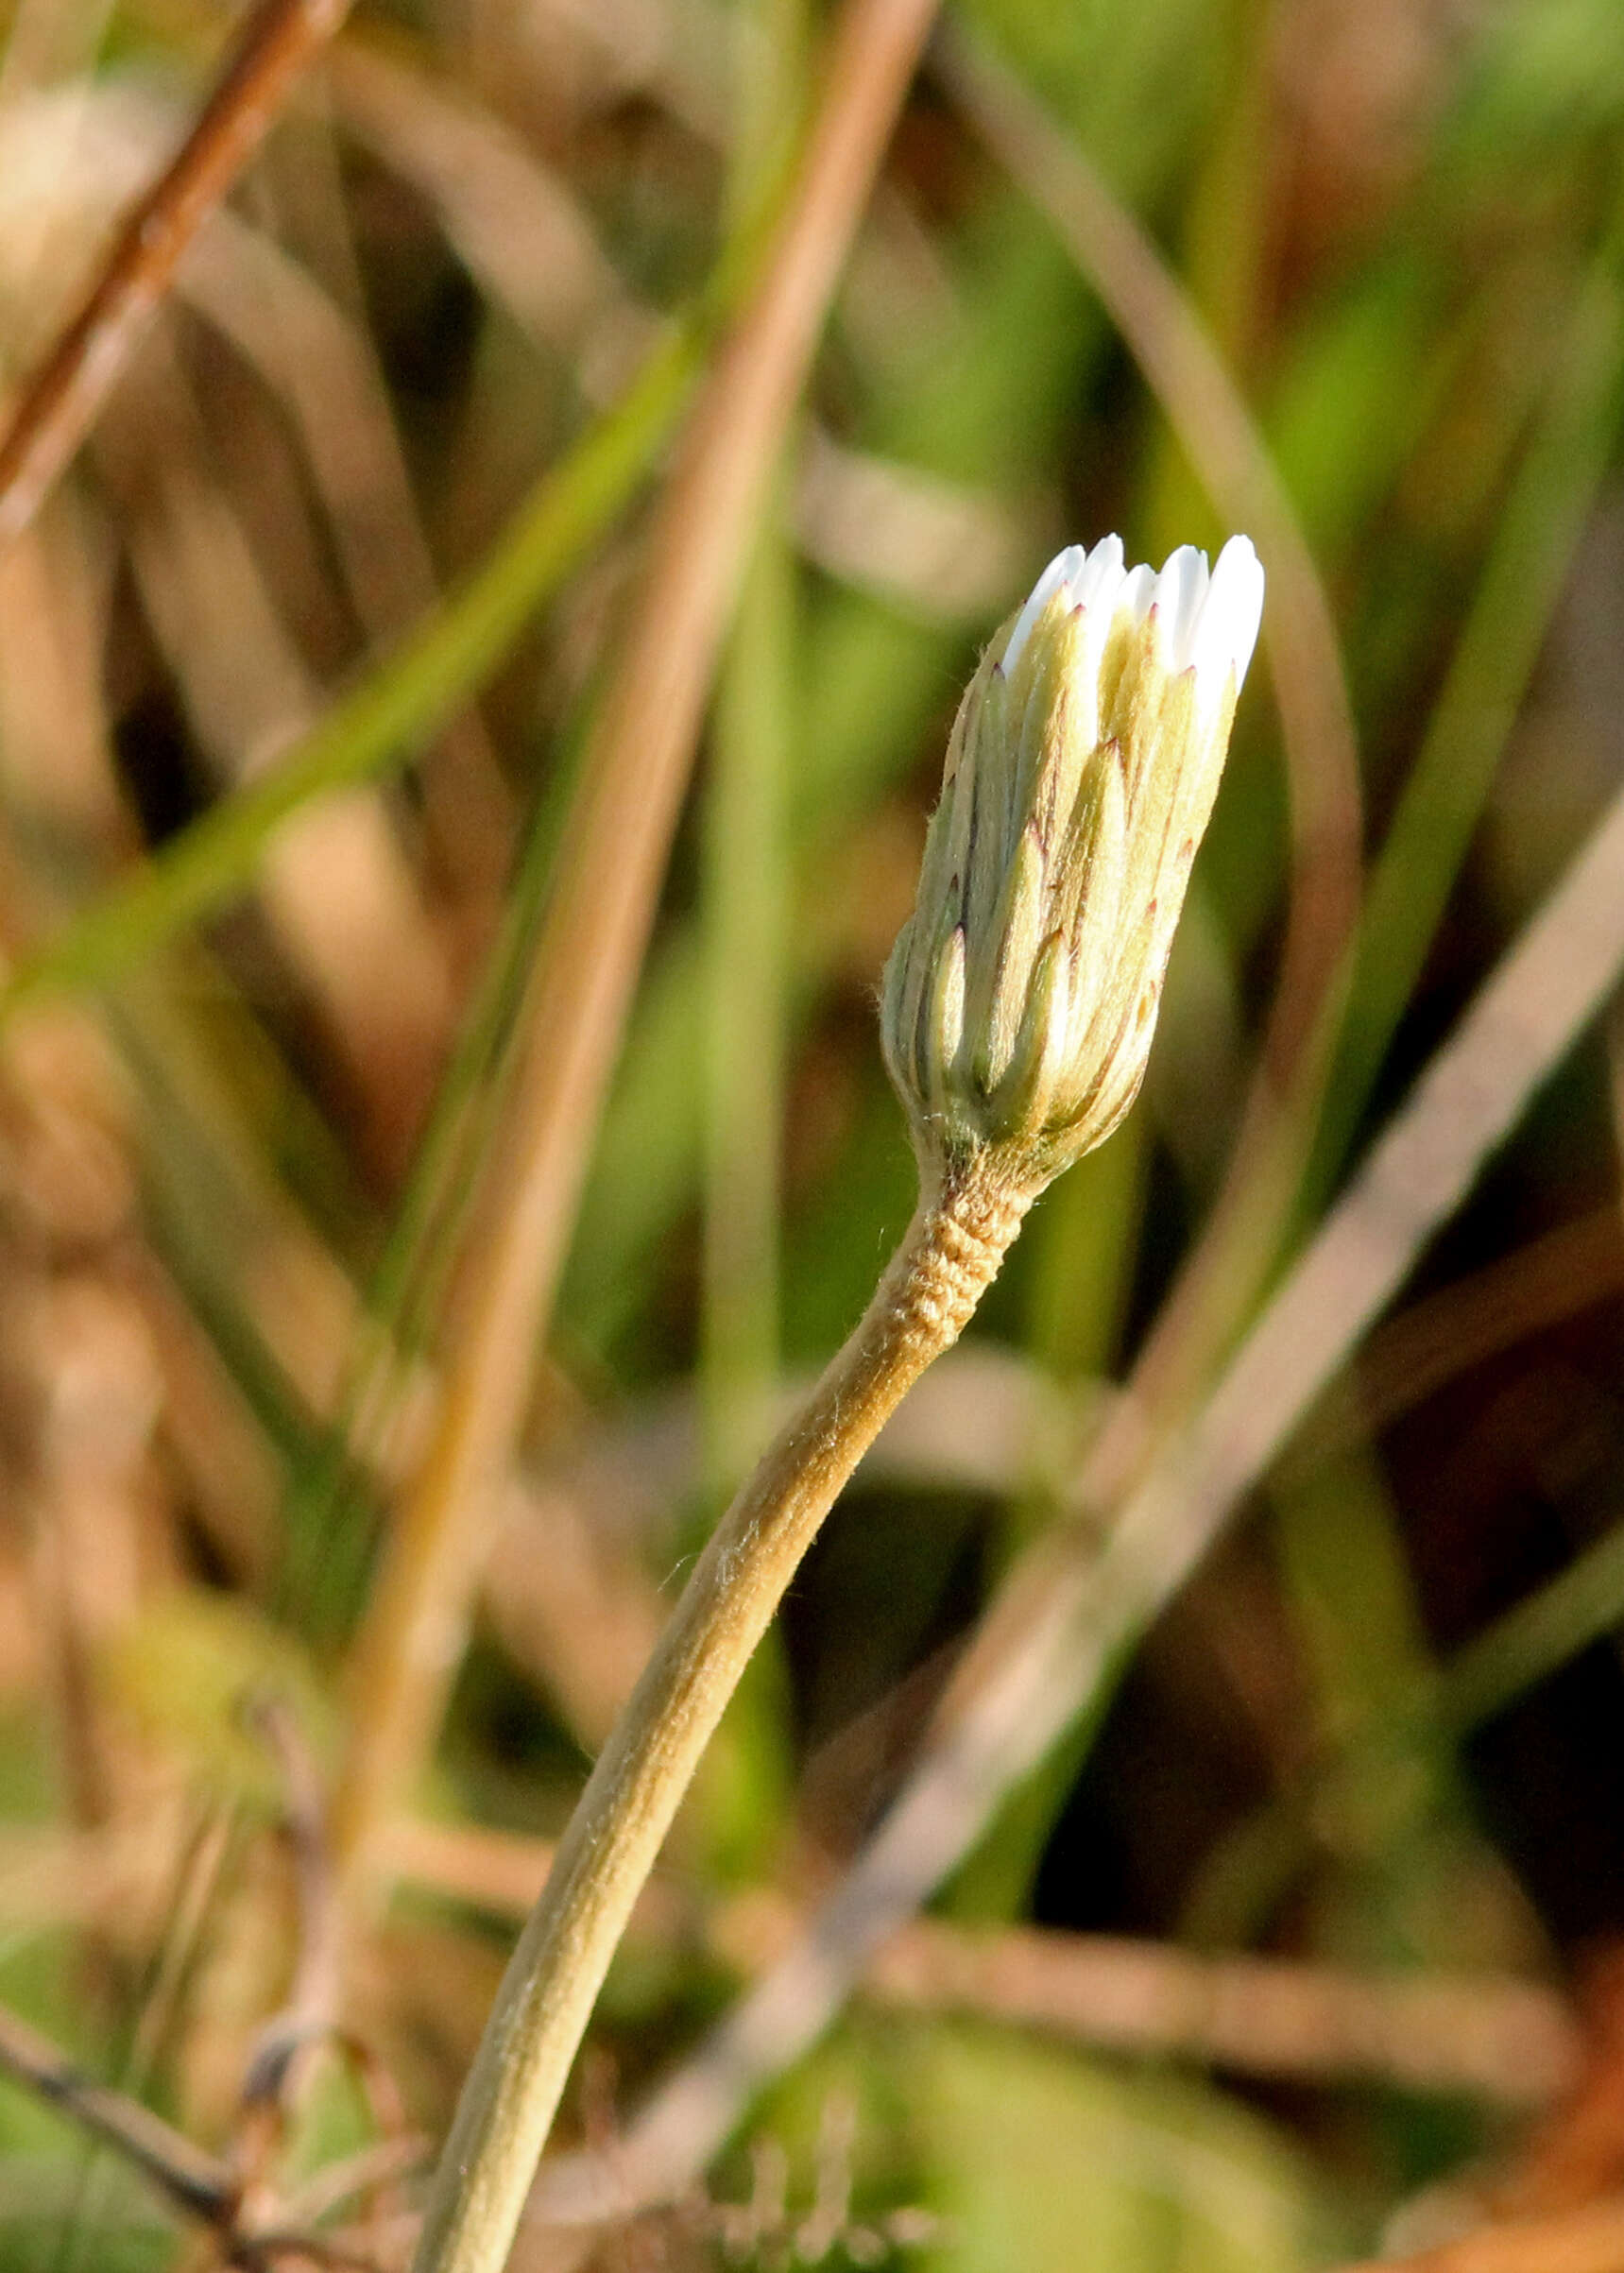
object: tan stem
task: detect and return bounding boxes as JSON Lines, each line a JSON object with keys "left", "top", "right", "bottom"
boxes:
{"left": 410, "top": 1164, "right": 1029, "bottom": 2273}
{"left": 0, "top": 0, "right": 355, "bottom": 552}
{"left": 330, "top": 0, "right": 941, "bottom": 1898}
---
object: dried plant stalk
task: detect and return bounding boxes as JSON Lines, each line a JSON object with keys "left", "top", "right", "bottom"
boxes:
{"left": 331, "top": 0, "right": 945, "bottom": 1906}
{"left": 1337, "top": 2199, "right": 1624, "bottom": 2273}
{"left": 0, "top": 0, "right": 355, "bottom": 549}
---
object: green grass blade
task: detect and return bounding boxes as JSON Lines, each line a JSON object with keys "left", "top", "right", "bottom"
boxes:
{"left": 0, "top": 323, "right": 705, "bottom": 1021}
{"left": 1308, "top": 228, "right": 1624, "bottom": 1198}
{"left": 1440, "top": 1517, "right": 1624, "bottom": 1733}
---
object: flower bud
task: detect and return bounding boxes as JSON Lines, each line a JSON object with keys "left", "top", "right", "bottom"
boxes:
{"left": 881, "top": 534, "right": 1264, "bottom": 1189}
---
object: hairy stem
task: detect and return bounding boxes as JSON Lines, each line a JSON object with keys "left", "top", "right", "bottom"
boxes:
{"left": 411, "top": 1160, "right": 1029, "bottom": 2273}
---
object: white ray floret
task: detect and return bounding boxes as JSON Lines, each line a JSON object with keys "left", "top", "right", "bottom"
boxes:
{"left": 1000, "top": 532, "right": 1264, "bottom": 700}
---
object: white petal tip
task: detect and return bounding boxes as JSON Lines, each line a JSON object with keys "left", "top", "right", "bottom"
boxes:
{"left": 1000, "top": 530, "right": 1263, "bottom": 693}
{"left": 1150, "top": 545, "right": 1210, "bottom": 672}
{"left": 1003, "top": 534, "right": 1132, "bottom": 675}
{"left": 1002, "top": 544, "right": 1083, "bottom": 675}
{"left": 1188, "top": 535, "right": 1265, "bottom": 697}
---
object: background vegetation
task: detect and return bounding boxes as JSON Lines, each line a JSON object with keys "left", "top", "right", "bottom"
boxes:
{"left": 0, "top": 0, "right": 1622, "bottom": 2265}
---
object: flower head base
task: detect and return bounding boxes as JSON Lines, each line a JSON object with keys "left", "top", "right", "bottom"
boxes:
{"left": 881, "top": 533, "right": 1264, "bottom": 1190}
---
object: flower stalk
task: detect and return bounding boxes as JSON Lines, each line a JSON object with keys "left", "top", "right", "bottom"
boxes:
{"left": 409, "top": 532, "right": 1262, "bottom": 2273}
{"left": 411, "top": 1157, "right": 1027, "bottom": 2273}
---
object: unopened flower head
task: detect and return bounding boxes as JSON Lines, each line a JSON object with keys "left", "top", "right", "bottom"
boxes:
{"left": 882, "top": 533, "right": 1264, "bottom": 1188}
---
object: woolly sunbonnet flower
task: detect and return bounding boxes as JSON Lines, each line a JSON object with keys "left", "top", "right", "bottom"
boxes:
{"left": 882, "top": 534, "right": 1265, "bottom": 1187}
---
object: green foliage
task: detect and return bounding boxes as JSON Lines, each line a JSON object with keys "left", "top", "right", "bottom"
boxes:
{"left": 104, "top": 1592, "right": 333, "bottom": 1812}
{"left": 917, "top": 2026, "right": 1342, "bottom": 2273}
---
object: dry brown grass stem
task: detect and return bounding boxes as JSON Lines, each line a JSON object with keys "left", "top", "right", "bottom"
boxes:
{"left": 942, "top": 26, "right": 1362, "bottom": 1422}
{"left": 379, "top": 1817, "right": 1576, "bottom": 2111}
{"left": 0, "top": 1998, "right": 233, "bottom": 2223}
{"left": 243, "top": 1697, "right": 343, "bottom": 2095}
{"left": 332, "top": 0, "right": 943, "bottom": 1901}
{"left": 1337, "top": 2200, "right": 1624, "bottom": 2273}
{"left": 0, "top": 1995, "right": 387, "bottom": 2265}
{"left": 0, "top": 0, "right": 354, "bottom": 551}
{"left": 325, "top": 37, "right": 638, "bottom": 371}
{"left": 862, "top": 1923, "right": 1575, "bottom": 2109}
{"left": 1308, "top": 1201, "right": 1624, "bottom": 1467}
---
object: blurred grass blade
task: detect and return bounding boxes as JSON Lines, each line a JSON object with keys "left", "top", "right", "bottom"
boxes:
{"left": 0, "top": 0, "right": 360, "bottom": 550}
{"left": 1309, "top": 219, "right": 1624, "bottom": 1199}
{"left": 333, "top": 0, "right": 946, "bottom": 1903}
{"left": 698, "top": 0, "right": 804, "bottom": 1492}
{"left": 0, "top": 320, "right": 705, "bottom": 1020}
{"left": 942, "top": 24, "right": 1361, "bottom": 1414}
{"left": 943, "top": 21, "right": 1360, "bottom": 1078}
{"left": 1439, "top": 1515, "right": 1624, "bottom": 1734}
{"left": 275, "top": 743, "right": 584, "bottom": 1642}
{"left": 700, "top": 524, "right": 794, "bottom": 1488}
